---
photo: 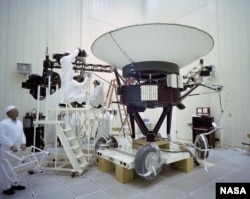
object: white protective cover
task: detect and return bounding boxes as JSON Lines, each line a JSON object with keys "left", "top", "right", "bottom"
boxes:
{"left": 91, "top": 23, "right": 214, "bottom": 69}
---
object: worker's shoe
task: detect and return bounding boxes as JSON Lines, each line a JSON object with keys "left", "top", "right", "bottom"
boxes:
{"left": 59, "top": 103, "right": 66, "bottom": 107}
{"left": 11, "top": 185, "right": 25, "bottom": 190}
{"left": 71, "top": 102, "right": 84, "bottom": 108}
{"left": 2, "top": 188, "right": 15, "bottom": 195}
{"left": 95, "top": 104, "right": 102, "bottom": 109}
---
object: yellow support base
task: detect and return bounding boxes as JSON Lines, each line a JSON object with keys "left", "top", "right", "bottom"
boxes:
{"left": 115, "top": 165, "right": 134, "bottom": 183}
{"left": 98, "top": 157, "right": 114, "bottom": 172}
{"left": 98, "top": 156, "right": 134, "bottom": 183}
{"left": 174, "top": 157, "right": 194, "bottom": 173}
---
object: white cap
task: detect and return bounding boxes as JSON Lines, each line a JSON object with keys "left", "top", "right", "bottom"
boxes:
{"left": 5, "top": 105, "right": 15, "bottom": 114}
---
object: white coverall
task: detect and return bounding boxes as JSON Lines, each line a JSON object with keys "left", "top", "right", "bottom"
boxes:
{"left": 59, "top": 49, "right": 80, "bottom": 105}
{"left": 89, "top": 85, "right": 104, "bottom": 108}
{"left": 0, "top": 118, "right": 26, "bottom": 190}
{"left": 66, "top": 76, "right": 90, "bottom": 104}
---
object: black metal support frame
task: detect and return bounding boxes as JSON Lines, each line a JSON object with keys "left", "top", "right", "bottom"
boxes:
{"left": 114, "top": 61, "right": 181, "bottom": 142}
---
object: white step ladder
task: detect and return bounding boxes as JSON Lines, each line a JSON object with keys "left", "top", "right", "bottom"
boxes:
{"left": 56, "top": 125, "right": 89, "bottom": 176}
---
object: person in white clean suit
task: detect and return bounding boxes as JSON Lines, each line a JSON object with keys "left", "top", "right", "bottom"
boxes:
{"left": 0, "top": 106, "right": 26, "bottom": 195}
{"left": 89, "top": 80, "right": 104, "bottom": 108}
{"left": 59, "top": 48, "right": 88, "bottom": 106}
{"left": 66, "top": 74, "right": 91, "bottom": 106}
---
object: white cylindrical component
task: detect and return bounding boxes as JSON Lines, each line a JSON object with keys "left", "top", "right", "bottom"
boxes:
{"left": 170, "top": 74, "right": 177, "bottom": 88}
{"left": 178, "top": 75, "right": 183, "bottom": 89}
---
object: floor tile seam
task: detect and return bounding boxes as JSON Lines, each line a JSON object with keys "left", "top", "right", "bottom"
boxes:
{"left": 157, "top": 184, "right": 189, "bottom": 198}
{"left": 171, "top": 177, "right": 202, "bottom": 187}
{"left": 226, "top": 155, "right": 245, "bottom": 160}
{"left": 188, "top": 185, "right": 209, "bottom": 196}
{"left": 85, "top": 172, "right": 115, "bottom": 181}
{"left": 215, "top": 162, "right": 243, "bottom": 171}
{"left": 27, "top": 179, "right": 68, "bottom": 198}
{"left": 107, "top": 189, "right": 146, "bottom": 199}
{"left": 212, "top": 172, "right": 233, "bottom": 183}
{"left": 139, "top": 183, "right": 180, "bottom": 195}
{"left": 99, "top": 180, "right": 149, "bottom": 196}
{"left": 160, "top": 175, "right": 182, "bottom": 185}
{"left": 229, "top": 159, "right": 250, "bottom": 166}
{"left": 55, "top": 176, "right": 75, "bottom": 198}
{"left": 235, "top": 157, "right": 250, "bottom": 162}
{"left": 215, "top": 171, "right": 247, "bottom": 182}
{"left": 166, "top": 181, "right": 204, "bottom": 196}
{"left": 88, "top": 178, "right": 110, "bottom": 191}
{"left": 178, "top": 193, "right": 198, "bottom": 199}
{"left": 186, "top": 177, "right": 215, "bottom": 193}
{"left": 78, "top": 189, "right": 114, "bottom": 199}
{"left": 189, "top": 183, "right": 215, "bottom": 196}
{"left": 24, "top": 173, "right": 36, "bottom": 199}
{"left": 55, "top": 177, "right": 105, "bottom": 198}
{"left": 83, "top": 177, "right": 110, "bottom": 194}
{"left": 198, "top": 179, "right": 218, "bottom": 190}
{"left": 222, "top": 172, "right": 250, "bottom": 181}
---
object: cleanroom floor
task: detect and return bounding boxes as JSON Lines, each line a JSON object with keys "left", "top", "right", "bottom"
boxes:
{"left": 1, "top": 146, "right": 250, "bottom": 199}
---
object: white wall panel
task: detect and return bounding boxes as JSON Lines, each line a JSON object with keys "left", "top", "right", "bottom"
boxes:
{"left": 0, "top": 0, "right": 9, "bottom": 116}
{"left": 143, "top": 0, "right": 250, "bottom": 147}
{"left": 4, "top": 0, "right": 19, "bottom": 112}
{"left": 213, "top": 0, "right": 250, "bottom": 147}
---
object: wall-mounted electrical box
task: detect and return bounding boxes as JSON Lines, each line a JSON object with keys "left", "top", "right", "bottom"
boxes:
{"left": 17, "top": 63, "right": 32, "bottom": 74}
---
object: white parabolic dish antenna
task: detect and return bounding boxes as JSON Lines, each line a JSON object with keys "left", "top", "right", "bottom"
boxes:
{"left": 91, "top": 23, "right": 214, "bottom": 69}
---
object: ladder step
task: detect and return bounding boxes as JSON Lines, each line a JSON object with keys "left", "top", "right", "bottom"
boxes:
{"left": 83, "top": 154, "right": 94, "bottom": 158}
{"left": 63, "top": 128, "right": 72, "bottom": 133}
{"left": 63, "top": 128, "right": 75, "bottom": 138}
{"left": 67, "top": 137, "right": 76, "bottom": 141}
{"left": 76, "top": 153, "right": 84, "bottom": 159}
{"left": 71, "top": 145, "right": 80, "bottom": 151}
{"left": 80, "top": 162, "right": 89, "bottom": 168}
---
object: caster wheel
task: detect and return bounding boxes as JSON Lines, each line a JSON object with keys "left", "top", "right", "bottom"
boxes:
{"left": 195, "top": 134, "right": 209, "bottom": 160}
{"left": 134, "top": 143, "right": 164, "bottom": 180}
{"left": 95, "top": 137, "right": 107, "bottom": 151}
{"left": 28, "top": 170, "right": 34, "bottom": 175}
{"left": 95, "top": 135, "right": 118, "bottom": 151}
{"left": 79, "top": 173, "right": 84, "bottom": 178}
{"left": 71, "top": 172, "right": 75, "bottom": 178}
